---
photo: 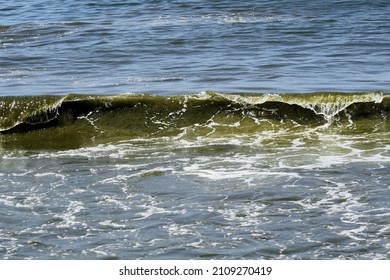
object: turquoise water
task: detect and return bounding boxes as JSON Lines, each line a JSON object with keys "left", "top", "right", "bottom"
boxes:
{"left": 1, "top": 1, "right": 390, "bottom": 260}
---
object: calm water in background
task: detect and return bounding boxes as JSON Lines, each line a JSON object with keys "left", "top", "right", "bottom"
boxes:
{"left": 1, "top": 0, "right": 390, "bottom": 95}
{"left": 1, "top": 0, "right": 390, "bottom": 260}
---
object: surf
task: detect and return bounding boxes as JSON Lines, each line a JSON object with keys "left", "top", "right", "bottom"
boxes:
{"left": 0, "top": 91, "right": 388, "bottom": 150}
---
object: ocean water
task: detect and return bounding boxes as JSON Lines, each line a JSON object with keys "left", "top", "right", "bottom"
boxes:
{"left": 1, "top": 0, "right": 390, "bottom": 260}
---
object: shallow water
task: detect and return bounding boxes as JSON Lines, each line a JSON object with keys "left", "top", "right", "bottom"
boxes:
{"left": 1, "top": 127, "right": 390, "bottom": 259}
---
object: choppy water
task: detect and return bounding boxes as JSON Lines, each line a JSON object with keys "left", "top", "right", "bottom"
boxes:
{"left": 1, "top": 0, "right": 390, "bottom": 260}
{"left": 1, "top": 0, "right": 390, "bottom": 94}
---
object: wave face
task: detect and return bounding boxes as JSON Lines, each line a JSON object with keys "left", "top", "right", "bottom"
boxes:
{"left": 0, "top": 91, "right": 388, "bottom": 150}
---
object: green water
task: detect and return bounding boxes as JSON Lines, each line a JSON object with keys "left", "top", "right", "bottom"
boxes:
{"left": 1, "top": 91, "right": 388, "bottom": 150}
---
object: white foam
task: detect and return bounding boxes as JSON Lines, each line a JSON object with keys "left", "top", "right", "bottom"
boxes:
{"left": 214, "top": 202, "right": 267, "bottom": 227}
{"left": 95, "top": 195, "right": 130, "bottom": 211}
{"left": 183, "top": 167, "right": 258, "bottom": 181}
{"left": 340, "top": 225, "right": 367, "bottom": 241}
{"left": 134, "top": 199, "right": 186, "bottom": 221}
{"left": 54, "top": 201, "right": 87, "bottom": 228}
{"left": 163, "top": 223, "right": 195, "bottom": 237}
{"left": 34, "top": 172, "right": 66, "bottom": 181}
{"left": 150, "top": 13, "right": 296, "bottom": 27}
{"left": 99, "top": 220, "right": 126, "bottom": 229}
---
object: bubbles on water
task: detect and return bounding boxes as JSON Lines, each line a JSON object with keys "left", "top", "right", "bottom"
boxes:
{"left": 149, "top": 11, "right": 296, "bottom": 27}
{"left": 1, "top": 119, "right": 390, "bottom": 259}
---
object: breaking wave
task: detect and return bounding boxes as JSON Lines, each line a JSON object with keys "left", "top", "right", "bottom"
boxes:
{"left": 0, "top": 91, "right": 388, "bottom": 149}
